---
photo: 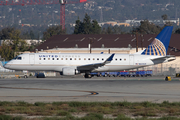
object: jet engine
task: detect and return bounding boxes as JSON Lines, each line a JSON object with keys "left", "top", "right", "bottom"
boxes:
{"left": 61, "top": 67, "right": 79, "bottom": 75}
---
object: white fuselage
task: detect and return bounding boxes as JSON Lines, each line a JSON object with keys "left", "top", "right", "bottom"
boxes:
{"left": 4, "top": 53, "right": 170, "bottom": 72}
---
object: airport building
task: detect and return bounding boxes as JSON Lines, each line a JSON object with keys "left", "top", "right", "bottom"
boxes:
{"left": 33, "top": 34, "right": 180, "bottom": 76}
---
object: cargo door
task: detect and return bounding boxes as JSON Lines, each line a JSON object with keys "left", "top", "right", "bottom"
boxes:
{"left": 29, "top": 54, "right": 35, "bottom": 64}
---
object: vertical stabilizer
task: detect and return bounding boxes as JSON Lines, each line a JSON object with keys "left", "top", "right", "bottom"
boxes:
{"left": 141, "top": 26, "right": 173, "bottom": 56}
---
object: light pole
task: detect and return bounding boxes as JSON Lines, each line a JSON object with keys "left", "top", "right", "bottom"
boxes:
{"left": 89, "top": 37, "right": 96, "bottom": 53}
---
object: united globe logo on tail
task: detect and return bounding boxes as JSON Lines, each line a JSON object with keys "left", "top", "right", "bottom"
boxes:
{"left": 141, "top": 38, "right": 166, "bottom": 56}
{"left": 141, "top": 26, "right": 173, "bottom": 56}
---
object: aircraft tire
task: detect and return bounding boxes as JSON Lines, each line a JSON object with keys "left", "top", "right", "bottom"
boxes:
{"left": 84, "top": 74, "right": 91, "bottom": 78}
{"left": 24, "top": 75, "right": 28, "bottom": 78}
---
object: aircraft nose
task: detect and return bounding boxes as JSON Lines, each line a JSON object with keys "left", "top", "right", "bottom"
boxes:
{"left": 4, "top": 64, "right": 10, "bottom": 69}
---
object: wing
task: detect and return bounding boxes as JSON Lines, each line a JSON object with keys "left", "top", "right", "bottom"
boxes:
{"left": 77, "top": 54, "right": 115, "bottom": 71}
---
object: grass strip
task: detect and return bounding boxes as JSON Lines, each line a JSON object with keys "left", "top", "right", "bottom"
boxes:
{"left": 0, "top": 101, "right": 180, "bottom": 119}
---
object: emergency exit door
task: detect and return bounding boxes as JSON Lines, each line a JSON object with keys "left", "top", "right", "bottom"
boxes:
{"left": 29, "top": 54, "right": 35, "bottom": 64}
{"left": 129, "top": 55, "right": 134, "bottom": 65}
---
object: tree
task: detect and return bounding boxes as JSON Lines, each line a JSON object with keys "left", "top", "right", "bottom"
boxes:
{"left": 30, "top": 30, "right": 35, "bottom": 40}
{"left": 82, "top": 13, "right": 92, "bottom": 34}
{"left": 132, "top": 20, "right": 161, "bottom": 34}
{"left": 91, "top": 20, "right": 101, "bottom": 34}
{"left": 43, "top": 25, "right": 66, "bottom": 40}
{"left": 113, "top": 25, "right": 121, "bottom": 34}
{"left": 74, "top": 17, "right": 82, "bottom": 34}
{"left": 106, "top": 26, "right": 113, "bottom": 34}
{"left": 101, "top": 27, "right": 107, "bottom": 34}
{"left": 73, "top": 14, "right": 101, "bottom": 34}
{"left": 21, "top": 31, "right": 31, "bottom": 39}
{"left": 0, "top": 27, "right": 15, "bottom": 40}
{"left": 0, "top": 28, "right": 29, "bottom": 60}
{"left": 161, "top": 14, "right": 172, "bottom": 26}
{"left": 161, "top": 14, "right": 168, "bottom": 20}
{"left": 0, "top": 42, "right": 14, "bottom": 60}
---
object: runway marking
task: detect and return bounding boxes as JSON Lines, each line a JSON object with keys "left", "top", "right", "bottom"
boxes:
{"left": 0, "top": 86, "right": 180, "bottom": 97}
{"left": 91, "top": 92, "right": 99, "bottom": 95}
{"left": 0, "top": 86, "right": 99, "bottom": 97}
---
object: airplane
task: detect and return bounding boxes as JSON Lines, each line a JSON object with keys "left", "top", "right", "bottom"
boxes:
{"left": 4, "top": 26, "right": 175, "bottom": 78}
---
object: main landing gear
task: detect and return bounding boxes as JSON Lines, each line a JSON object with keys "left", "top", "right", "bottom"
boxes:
{"left": 84, "top": 73, "right": 92, "bottom": 78}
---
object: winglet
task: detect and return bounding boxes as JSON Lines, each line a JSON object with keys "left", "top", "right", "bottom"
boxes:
{"left": 104, "top": 53, "right": 115, "bottom": 64}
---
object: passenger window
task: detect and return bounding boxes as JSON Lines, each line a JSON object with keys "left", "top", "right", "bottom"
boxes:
{"left": 57, "top": 58, "right": 59, "bottom": 60}
{"left": 44, "top": 58, "right": 46, "bottom": 60}
{"left": 97, "top": 58, "right": 99, "bottom": 60}
{"left": 102, "top": 58, "right": 104, "bottom": 61}
{"left": 52, "top": 58, "right": 54, "bottom": 60}
{"left": 74, "top": 58, "right": 76, "bottom": 60}
{"left": 84, "top": 58, "right": 86, "bottom": 60}
{"left": 39, "top": 58, "right": 41, "bottom": 60}
{"left": 120, "top": 59, "right": 122, "bottom": 61}
{"left": 66, "top": 58, "right": 68, "bottom": 60}
{"left": 88, "top": 58, "right": 90, "bottom": 60}
{"left": 48, "top": 58, "right": 50, "bottom": 60}
{"left": 115, "top": 58, "right": 117, "bottom": 61}
{"left": 124, "top": 58, "right": 126, "bottom": 61}
{"left": 93, "top": 58, "right": 95, "bottom": 60}
{"left": 70, "top": 58, "right": 72, "bottom": 60}
{"left": 79, "top": 58, "right": 81, "bottom": 60}
{"left": 61, "top": 58, "right": 63, "bottom": 60}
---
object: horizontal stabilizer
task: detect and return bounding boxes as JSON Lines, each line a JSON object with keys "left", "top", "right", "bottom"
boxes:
{"left": 151, "top": 55, "right": 176, "bottom": 64}
{"left": 150, "top": 55, "right": 175, "bottom": 61}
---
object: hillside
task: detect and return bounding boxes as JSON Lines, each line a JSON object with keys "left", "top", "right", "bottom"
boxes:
{"left": 0, "top": 0, "right": 179, "bottom": 36}
{"left": 0, "top": 0, "right": 180, "bottom": 26}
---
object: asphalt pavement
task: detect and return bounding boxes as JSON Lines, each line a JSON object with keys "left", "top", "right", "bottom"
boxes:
{"left": 0, "top": 77, "right": 180, "bottom": 103}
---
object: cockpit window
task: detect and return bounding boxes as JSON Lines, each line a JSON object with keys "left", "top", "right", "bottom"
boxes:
{"left": 13, "top": 56, "right": 18, "bottom": 60}
{"left": 13, "top": 56, "right": 22, "bottom": 60}
{"left": 17, "top": 57, "right": 22, "bottom": 60}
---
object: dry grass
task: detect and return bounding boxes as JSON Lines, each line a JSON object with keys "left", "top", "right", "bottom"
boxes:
{"left": 1, "top": 101, "right": 180, "bottom": 119}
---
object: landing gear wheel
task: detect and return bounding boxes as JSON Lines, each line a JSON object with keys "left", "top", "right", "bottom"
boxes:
{"left": 24, "top": 75, "right": 28, "bottom": 78}
{"left": 84, "top": 74, "right": 92, "bottom": 78}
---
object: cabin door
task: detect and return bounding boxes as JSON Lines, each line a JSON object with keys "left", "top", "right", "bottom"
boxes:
{"left": 29, "top": 54, "right": 35, "bottom": 64}
{"left": 129, "top": 55, "right": 134, "bottom": 65}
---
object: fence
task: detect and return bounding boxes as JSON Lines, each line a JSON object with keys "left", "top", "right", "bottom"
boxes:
{"left": 138, "top": 63, "right": 179, "bottom": 76}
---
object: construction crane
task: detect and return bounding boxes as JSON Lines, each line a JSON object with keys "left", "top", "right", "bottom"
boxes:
{"left": 59, "top": 0, "right": 87, "bottom": 30}
{"left": 0, "top": 0, "right": 87, "bottom": 30}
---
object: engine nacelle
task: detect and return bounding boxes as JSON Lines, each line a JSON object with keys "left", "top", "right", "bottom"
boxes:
{"left": 61, "top": 67, "right": 79, "bottom": 75}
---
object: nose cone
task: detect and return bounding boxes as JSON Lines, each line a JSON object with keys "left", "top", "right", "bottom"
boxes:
{"left": 4, "top": 64, "right": 10, "bottom": 69}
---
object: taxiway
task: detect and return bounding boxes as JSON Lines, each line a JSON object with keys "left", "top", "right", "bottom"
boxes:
{"left": 0, "top": 77, "right": 180, "bottom": 103}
